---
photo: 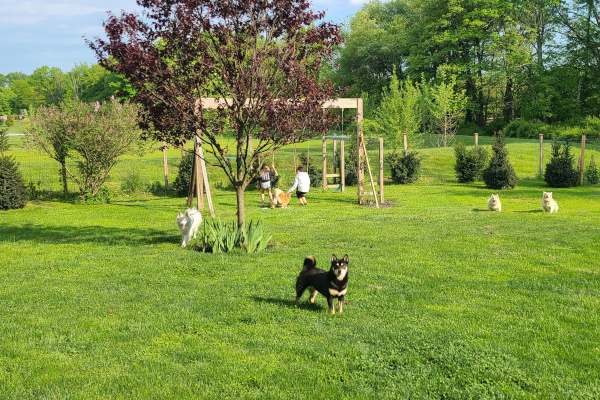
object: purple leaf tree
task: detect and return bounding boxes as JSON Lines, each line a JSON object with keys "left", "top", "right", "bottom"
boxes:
{"left": 88, "top": 0, "right": 343, "bottom": 227}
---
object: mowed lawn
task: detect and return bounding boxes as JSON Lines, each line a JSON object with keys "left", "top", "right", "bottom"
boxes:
{"left": 1, "top": 134, "right": 599, "bottom": 399}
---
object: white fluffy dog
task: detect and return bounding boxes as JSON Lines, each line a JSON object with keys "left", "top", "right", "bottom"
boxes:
{"left": 176, "top": 208, "right": 202, "bottom": 247}
{"left": 541, "top": 192, "right": 559, "bottom": 213}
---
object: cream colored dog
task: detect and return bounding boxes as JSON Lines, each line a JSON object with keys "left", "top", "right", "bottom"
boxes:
{"left": 487, "top": 194, "right": 502, "bottom": 212}
{"left": 542, "top": 192, "right": 559, "bottom": 213}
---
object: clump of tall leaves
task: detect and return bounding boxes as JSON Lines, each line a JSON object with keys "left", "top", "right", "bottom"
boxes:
{"left": 198, "top": 219, "right": 272, "bottom": 253}
{"left": 544, "top": 140, "right": 579, "bottom": 188}
{"left": 482, "top": 132, "right": 517, "bottom": 190}
{"left": 454, "top": 142, "right": 489, "bottom": 183}
{"left": 24, "top": 97, "right": 144, "bottom": 201}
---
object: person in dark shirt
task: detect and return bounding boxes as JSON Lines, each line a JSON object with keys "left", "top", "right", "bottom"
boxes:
{"left": 259, "top": 163, "right": 278, "bottom": 208}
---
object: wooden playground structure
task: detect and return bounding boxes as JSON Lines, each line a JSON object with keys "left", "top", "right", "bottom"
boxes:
{"left": 162, "top": 97, "right": 384, "bottom": 214}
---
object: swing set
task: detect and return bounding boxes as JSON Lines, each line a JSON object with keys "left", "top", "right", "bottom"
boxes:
{"left": 162, "top": 97, "right": 382, "bottom": 213}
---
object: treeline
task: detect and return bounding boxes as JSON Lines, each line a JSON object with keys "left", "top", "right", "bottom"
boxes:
{"left": 326, "top": 0, "right": 600, "bottom": 133}
{"left": 0, "top": 64, "right": 127, "bottom": 116}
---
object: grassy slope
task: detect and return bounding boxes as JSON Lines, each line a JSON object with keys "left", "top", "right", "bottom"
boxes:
{"left": 1, "top": 135, "right": 599, "bottom": 399}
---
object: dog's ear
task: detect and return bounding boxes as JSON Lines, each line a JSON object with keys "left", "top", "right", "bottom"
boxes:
{"left": 177, "top": 212, "right": 183, "bottom": 218}
{"left": 342, "top": 254, "right": 349, "bottom": 263}
{"left": 331, "top": 254, "right": 337, "bottom": 263}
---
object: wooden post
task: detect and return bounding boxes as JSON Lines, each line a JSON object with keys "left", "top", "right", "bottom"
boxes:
{"left": 195, "top": 136, "right": 204, "bottom": 211}
{"left": 162, "top": 140, "right": 169, "bottom": 191}
{"left": 403, "top": 133, "right": 408, "bottom": 155}
{"left": 333, "top": 133, "right": 337, "bottom": 176}
{"left": 340, "top": 140, "right": 345, "bottom": 193}
{"left": 539, "top": 134, "right": 544, "bottom": 177}
{"left": 379, "top": 137, "right": 384, "bottom": 203}
{"left": 322, "top": 136, "right": 327, "bottom": 191}
{"left": 474, "top": 132, "right": 479, "bottom": 153}
{"left": 357, "top": 99, "right": 365, "bottom": 205}
{"left": 186, "top": 150, "right": 197, "bottom": 207}
{"left": 580, "top": 135, "right": 586, "bottom": 185}
{"left": 197, "top": 143, "right": 215, "bottom": 218}
{"left": 361, "top": 135, "right": 379, "bottom": 209}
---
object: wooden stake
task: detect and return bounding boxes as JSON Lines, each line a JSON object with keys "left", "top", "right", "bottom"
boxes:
{"left": 580, "top": 135, "right": 586, "bottom": 185}
{"left": 474, "top": 132, "right": 479, "bottom": 153}
{"left": 322, "top": 136, "right": 327, "bottom": 191}
{"left": 162, "top": 140, "right": 169, "bottom": 191}
{"left": 361, "top": 135, "right": 379, "bottom": 209}
{"left": 379, "top": 137, "right": 384, "bottom": 203}
{"left": 403, "top": 132, "right": 408, "bottom": 155}
{"left": 539, "top": 134, "right": 544, "bottom": 177}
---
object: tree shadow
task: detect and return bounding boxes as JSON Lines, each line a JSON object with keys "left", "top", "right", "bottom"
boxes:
{"left": 0, "top": 223, "right": 178, "bottom": 246}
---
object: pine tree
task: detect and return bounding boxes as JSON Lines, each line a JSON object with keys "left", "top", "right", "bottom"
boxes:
{"left": 482, "top": 132, "right": 517, "bottom": 190}
{"left": 544, "top": 140, "right": 579, "bottom": 188}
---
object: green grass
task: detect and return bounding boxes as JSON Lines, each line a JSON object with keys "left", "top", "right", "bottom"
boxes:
{"left": 1, "top": 135, "right": 600, "bottom": 399}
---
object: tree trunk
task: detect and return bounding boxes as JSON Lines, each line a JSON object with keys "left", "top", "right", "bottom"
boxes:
{"left": 235, "top": 184, "right": 246, "bottom": 230}
{"left": 503, "top": 77, "right": 513, "bottom": 122}
{"left": 61, "top": 161, "right": 68, "bottom": 194}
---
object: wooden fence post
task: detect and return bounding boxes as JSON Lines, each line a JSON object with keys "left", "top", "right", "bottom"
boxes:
{"left": 474, "top": 132, "right": 479, "bottom": 153}
{"left": 162, "top": 140, "right": 169, "bottom": 191}
{"left": 539, "top": 134, "right": 544, "bottom": 177}
{"left": 379, "top": 137, "right": 384, "bottom": 203}
{"left": 322, "top": 136, "right": 327, "bottom": 191}
{"left": 580, "top": 135, "right": 586, "bottom": 185}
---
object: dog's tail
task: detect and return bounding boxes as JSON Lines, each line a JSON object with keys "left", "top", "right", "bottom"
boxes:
{"left": 302, "top": 255, "right": 316, "bottom": 271}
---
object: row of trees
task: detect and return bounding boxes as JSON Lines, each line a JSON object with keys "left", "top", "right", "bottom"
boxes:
{"left": 0, "top": 64, "right": 125, "bottom": 115}
{"left": 328, "top": 0, "right": 600, "bottom": 129}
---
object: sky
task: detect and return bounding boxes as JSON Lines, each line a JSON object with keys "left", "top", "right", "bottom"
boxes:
{"left": 0, "top": 0, "right": 368, "bottom": 76}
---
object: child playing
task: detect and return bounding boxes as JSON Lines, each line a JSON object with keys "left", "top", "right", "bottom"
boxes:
{"left": 259, "top": 164, "right": 278, "bottom": 208}
{"left": 287, "top": 165, "right": 311, "bottom": 205}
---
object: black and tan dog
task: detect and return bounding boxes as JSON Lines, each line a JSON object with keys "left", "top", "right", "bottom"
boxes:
{"left": 295, "top": 254, "right": 349, "bottom": 314}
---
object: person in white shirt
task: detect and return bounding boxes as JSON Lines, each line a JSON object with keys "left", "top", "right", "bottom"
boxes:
{"left": 287, "top": 166, "right": 311, "bottom": 205}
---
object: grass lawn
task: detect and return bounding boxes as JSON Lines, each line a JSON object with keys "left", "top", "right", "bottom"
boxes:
{"left": 1, "top": 134, "right": 599, "bottom": 399}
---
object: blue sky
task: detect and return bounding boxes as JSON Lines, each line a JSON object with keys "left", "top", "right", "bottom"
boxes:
{"left": 0, "top": 0, "right": 367, "bottom": 75}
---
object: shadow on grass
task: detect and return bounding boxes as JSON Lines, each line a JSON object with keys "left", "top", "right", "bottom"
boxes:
{"left": 251, "top": 296, "right": 326, "bottom": 312}
{"left": 0, "top": 224, "right": 178, "bottom": 246}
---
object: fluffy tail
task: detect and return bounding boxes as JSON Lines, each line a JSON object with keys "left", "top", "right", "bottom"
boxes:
{"left": 302, "top": 255, "right": 316, "bottom": 271}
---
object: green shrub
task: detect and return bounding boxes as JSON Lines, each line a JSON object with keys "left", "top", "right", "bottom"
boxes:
{"left": 454, "top": 142, "right": 489, "bottom": 183}
{"left": 0, "top": 128, "right": 9, "bottom": 153}
{"left": 173, "top": 152, "right": 194, "bottom": 197}
{"left": 385, "top": 150, "right": 421, "bottom": 184}
{"left": 504, "top": 119, "right": 545, "bottom": 139}
{"left": 0, "top": 154, "right": 29, "bottom": 210}
{"left": 585, "top": 155, "right": 599, "bottom": 185}
{"left": 544, "top": 140, "right": 579, "bottom": 188}
{"left": 120, "top": 163, "right": 145, "bottom": 194}
{"left": 456, "top": 121, "right": 480, "bottom": 136}
{"left": 482, "top": 119, "right": 507, "bottom": 136}
{"left": 482, "top": 132, "right": 517, "bottom": 190}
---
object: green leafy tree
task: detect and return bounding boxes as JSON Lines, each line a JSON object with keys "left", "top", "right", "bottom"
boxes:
{"left": 25, "top": 98, "right": 143, "bottom": 199}
{"left": 374, "top": 71, "right": 423, "bottom": 150}
{"left": 482, "top": 132, "right": 517, "bottom": 189}
{"left": 5, "top": 114, "right": 15, "bottom": 127}
{"left": 428, "top": 72, "right": 467, "bottom": 147}
{"left": 29, "top": 66, "right": 67, "bottom": 106}
{"left": 9, "top": 80, "right": 34, "bottom": 113}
